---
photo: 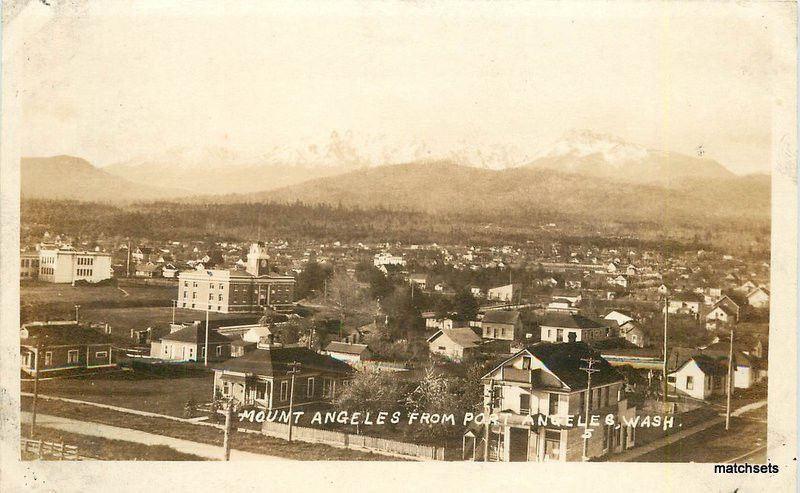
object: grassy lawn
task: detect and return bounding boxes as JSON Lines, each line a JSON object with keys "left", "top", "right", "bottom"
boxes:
{"left": 21, "top": 368, "right": 214, "bottom": 417}
{"left": 22, "top": 426, "right": 206, "bottom": 461}
{"left": 635, "top": 412, "right": 767, "bottom": 463}
{"left": 21, "top": 397, "right": 400, "bottom": 461}
{"left": 20, "top": 282, "right": 175, "bottom": 323}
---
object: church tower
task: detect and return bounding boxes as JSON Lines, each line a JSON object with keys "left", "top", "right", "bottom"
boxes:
{"left": 246, "top": 242, "right": 270, "bottom": 276}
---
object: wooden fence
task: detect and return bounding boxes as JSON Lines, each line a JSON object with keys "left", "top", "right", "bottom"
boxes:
{"left": 261, "top": 421, "right": 445, "bottom": 460}
{"left": 21, "top": 438, "right": 82, "bottom": 460}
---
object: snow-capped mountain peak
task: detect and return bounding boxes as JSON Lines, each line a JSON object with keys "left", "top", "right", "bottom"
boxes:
{"left": 543, "top": 128, "right": 650, "bottom": 166}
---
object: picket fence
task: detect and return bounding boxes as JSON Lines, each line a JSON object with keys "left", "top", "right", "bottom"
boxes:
{"left": 21, "top": 438, "right": 83, "bottom": 460}
{"left": 261, "top": 421, "right": 445, "bottom": 460}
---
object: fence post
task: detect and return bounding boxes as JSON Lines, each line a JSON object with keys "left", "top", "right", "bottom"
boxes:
{"left": 37, "top": 439, "right": 43, "bottom": 459}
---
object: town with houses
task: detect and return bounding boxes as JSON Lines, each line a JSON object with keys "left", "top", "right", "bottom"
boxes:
{"left": 18, "top": 228, "right": 770, "bottom": 462}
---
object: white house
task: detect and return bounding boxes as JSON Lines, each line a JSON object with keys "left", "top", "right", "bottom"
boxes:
{"left": 324, "top": 341, "right": 372, "bottom": 364}
{"left": 667, "top": 355, "right": 728, "bottom": 400}
{"left": 427, "top": 327, "right": 482, "bottom": 361}
{"left": 604, "top": 310, "right": 634, "bottom": 327}
{"left": 487, "top": 284, "right": 519, "bottom": 302}
{"left": 745, "top": 287, "right": 770, "bottom": 308}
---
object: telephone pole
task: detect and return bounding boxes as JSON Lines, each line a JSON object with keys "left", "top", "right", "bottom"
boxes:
{"left": 286, "top": 361, "right": 301, "bottom": 442}
{"left": 662, "top": 296, "right": 669, "bottom": 413}
{"left": 30, "top": 340, "right": 42, "bottom": 438}
{"left": 580, "top": 356, "right": 600, "bottom": 461}
{"left": 204, "top": 306, "right": 210, "bottom": 366}
{"left": 725, "top": 327, "right": 734, "bottom": 430}
{"left": 223, "top": 400, "right": 235, "bottom": 460}
{"left": 483, "top": 379, "right": 496, "bottom": 462}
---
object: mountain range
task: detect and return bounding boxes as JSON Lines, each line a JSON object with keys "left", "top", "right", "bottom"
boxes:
{"left": 20, "top": 131, "right": 770, "bottom": 224}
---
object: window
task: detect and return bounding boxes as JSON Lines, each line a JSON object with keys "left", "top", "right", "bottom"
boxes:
{"left": 256, "top": 381, "right": 266, "bottom": 400}
{"left": 307, "top": 377, "right": 315, "bottom": 397}
{"left": 603, "top": 424, "right": 613, "bottom": 451}
{"left": 95, "top": 351, "right": 108, "bottom": 359}
{"left": 184, "top": 281, "right": 188, "bottom": 287}
{"left": 209, "top": 293, "right": 213, "bottom": 301}
{"left": 519, "top": 394, "right": 530, "bottom": 414}
{"left": 280, "top": 381, "right": 289, "bottom": 401}
{"left": 192, "top": 292, "right": 197, "bottom": 299}
{"left": 67, "top": 350, "right": 79, "bottom": 364}
{"left": 556, "top": 329, "right": 564, "bottom": 341}
{"left": 210, "top": 283, "right": 215, "bottom": 289}
{"left": 44, "top": 351, "right": 52, "bottom": 366}
{"left": 548, "top": 393, "right": 559, "bottom": 416}
{"left": 322, "top": 379, "right": 333, "bottom": 398}
{"left": 667, "top": 376, "right": 676, "bottom": 383}
{"left": 222, "top": 381, "right": 230, "bottom": 396}
{"left": 218, "top": 294, "right": 223, "bottom": 301}
{"left": 544, "top": 430, "right": 561, "bottom": 461}
{"left": 183, "top": 290, "right": 187, "bottom": 298}
{"left": 216, "top": 346, "right": 222, "bottom": 356}
{"left": 164, "top": 346, "right": 169, "bottom": 355}
{"left": 219, "top": 284, "right": 224, "bottom": 290}
{"left": 522, "top": 357, "right": 531, "bottom": 370}
{"left": 438, "top": 346, "right": 446, "bottom": 351}
{"left": 686, "top": 376, "right": 694, "bottom": 390}
{"left": 193, "top": 282, "right": 198, "bottom": 288}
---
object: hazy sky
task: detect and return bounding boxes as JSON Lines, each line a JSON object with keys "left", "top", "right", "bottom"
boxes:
{"left": 11, "top": 0, "right": 794, "bottom": 174}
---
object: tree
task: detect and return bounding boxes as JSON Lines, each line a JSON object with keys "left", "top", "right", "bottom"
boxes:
{"left": 382, "top": 285, "right": 422, "bottom": 337}
{"left": 453, "top": 287, "right": 478, "bottom": 322}
{"left": 295, "top": 260, "right": 332, "bottom": 300}
{"left": 334, "top": 368, "right": 408, "bottom": 434}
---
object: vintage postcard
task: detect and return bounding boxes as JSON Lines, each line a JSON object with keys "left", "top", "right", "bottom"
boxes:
{"left": 0, "top": 1, "right": 796, "bottom": 492}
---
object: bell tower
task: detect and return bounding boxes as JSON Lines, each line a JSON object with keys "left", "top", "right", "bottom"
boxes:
{"left": 246, "top": 242, "right": 270, "bottom": 276}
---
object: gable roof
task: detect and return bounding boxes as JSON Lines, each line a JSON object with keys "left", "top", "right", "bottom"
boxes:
{"left": 540, "top": 313, "right": 605, "bottom": 330}
{"left": 486, "top": 342, "right": 623, "bottom": 390}
{"left": 212, "top": 346, "right": 353, "bottom": 376}
{"left": 161, "top": 325, "right": 232, "bottom": 344}
{"left": 680, "top": 354, "right": 728, "bottom": 376}
{"left": 20, "top": 323, "right": 111, "bottom": 346}
{"left": 482, "top": 310, "right": 520, "bottom": 325}
{"left": 428, "top": 327, "right": 482, "bottom": 349}
{"left": 325, "top": 341, "right": 371, "bottom": 355}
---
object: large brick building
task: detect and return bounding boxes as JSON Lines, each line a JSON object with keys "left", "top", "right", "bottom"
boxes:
{"left": 177, "top": 243, "right": 295, "bottom": 313}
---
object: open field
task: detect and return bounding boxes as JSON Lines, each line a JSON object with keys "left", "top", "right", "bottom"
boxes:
{"left": 22, "top": 426, "right": 206, "bottom": 461}
{"left": 20, "top": 282, "right": 175, "bottom": 323}
{"left": 20, "top": 397, "right": 399, "bottom": 461}
{"left": 21, "top": 368, "right": 214, "bottom": 417}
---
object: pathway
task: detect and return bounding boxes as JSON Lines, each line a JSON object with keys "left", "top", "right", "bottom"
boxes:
{"left": 22, "top": 412, "right": 285, "bottom": 461}
{"left": 611, "top": 399, "right": 767, "bottom": 462}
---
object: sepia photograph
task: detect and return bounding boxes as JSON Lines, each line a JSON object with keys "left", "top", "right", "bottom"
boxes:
{"left": 0, "top": 0, "right": 797, "bottom": 491}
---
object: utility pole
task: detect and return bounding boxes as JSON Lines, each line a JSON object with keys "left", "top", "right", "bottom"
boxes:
{"left": 126, "top": 240, "right": 132, "bottom": 278}
{"left": 483, "top": 379, "right": 495, "bottom": 462}
{"left": 223, "top": 401, "right": 235, "bottom": 460}
{"left": 725, "top": 327, "right": 734, "bottom": 430}
{"left": 30, "top": 340, "right": 42, "bottom": 438}
{"left": 286, "top": 361, "right": 301, "bottom": 442}
{"left": 580, "top": 356, "right": 600, "bottom": 461}
{"left": 204, "top": 306, "right": 210, "bottom": 366}
{"left": 171, "top": 300, "right": 177, "bottom": 325}
{"left": 662, "top": 296, "right": 669, "bottom": 413}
